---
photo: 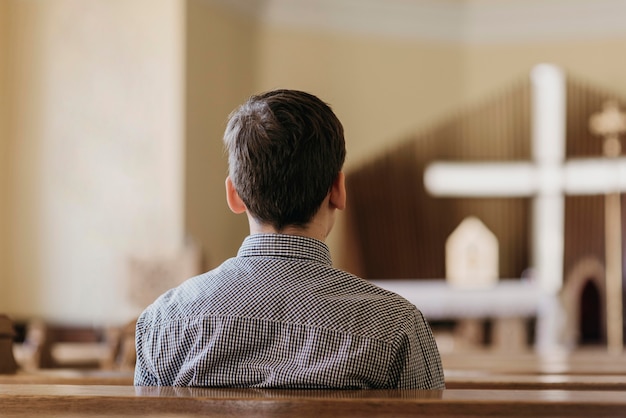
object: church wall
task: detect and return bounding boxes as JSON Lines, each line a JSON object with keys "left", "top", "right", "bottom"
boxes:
{"left": 5, "top": 0, "right": 185, "bottom": 326}
{"left": 183, "top": 0, "right": 254, "bottom": 271}
{"left": 0, "top": 0, "right": 9, "bottom": 311}
{"left": 464, "top": 38, "right": 626, "bottom": 106}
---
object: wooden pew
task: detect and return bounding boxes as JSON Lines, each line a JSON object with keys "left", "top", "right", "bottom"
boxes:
{"left": 13, "top": 318, "right": 136, "bottom": 371}
{"left": 0, "top": 369, "right": 134, "bottom": 385}
{"left": 441, "top": 348, "right": 626, "bottom": 375}
{"left": 441, "top": 348, "right": 626, "bottom": 390}
{"left": 5, "top": 371, "right": 623, "bottom": 391}
{"left": 1, "top": 385, "right": 625, "bottom": 417}
{"left": 444, "top": 370, "right": 626, "bottom": 390}
{"left": 5, "top": 368, "right": 622, "bottom": 391}
{"left": 0, "top": 314, "right": 135, "bottom": 386}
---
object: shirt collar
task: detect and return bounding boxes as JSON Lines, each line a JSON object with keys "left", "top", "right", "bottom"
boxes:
{"left": 237, "top": 233, "right": 332, "bottom": 266}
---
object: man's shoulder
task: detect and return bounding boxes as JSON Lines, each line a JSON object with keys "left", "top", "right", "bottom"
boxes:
{"left": 333, "top": 272, "right": 418, "bottom": 307}
{"left": 314, "top": 272, "right": 422, "bottom": 328}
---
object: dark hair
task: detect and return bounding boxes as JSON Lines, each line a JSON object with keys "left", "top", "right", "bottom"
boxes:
{"left": 223, "top": 89, "right": 346, "bottom": 231}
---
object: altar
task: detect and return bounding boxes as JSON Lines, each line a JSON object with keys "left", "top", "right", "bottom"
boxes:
{"left": 370, "top": 279, "right": 542, "bottom": 320}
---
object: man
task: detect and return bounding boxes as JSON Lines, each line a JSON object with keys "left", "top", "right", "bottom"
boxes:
{"left": 134, "top": 89, "right": 445, "bottom": 389}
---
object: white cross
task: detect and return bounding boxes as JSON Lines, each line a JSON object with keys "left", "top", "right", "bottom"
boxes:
{"left": 423, "top": 63, "right": 626, "bottom": 296}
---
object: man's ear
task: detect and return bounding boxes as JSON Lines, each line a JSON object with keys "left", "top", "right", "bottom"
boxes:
{"left": 225, "top": 176, "right": 247, "bottom": 214}
{"left": 329, "top": 171, "right": 346, "bottom": 211}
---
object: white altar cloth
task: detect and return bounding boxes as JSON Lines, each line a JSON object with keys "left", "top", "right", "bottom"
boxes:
{"left": 369, "top": 279, "right": 544, "bottom": 320}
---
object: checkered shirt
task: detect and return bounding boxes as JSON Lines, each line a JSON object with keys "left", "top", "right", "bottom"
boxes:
{"left": 134, "top": 234, "right": 445, "bottom": 389}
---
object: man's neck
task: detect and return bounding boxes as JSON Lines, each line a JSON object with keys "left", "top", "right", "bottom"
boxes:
{"left": 246, "top": 193, "right": 336, "bottom": 242}
{"left": 248, "top": 217, "right": 329, "bottom": 242}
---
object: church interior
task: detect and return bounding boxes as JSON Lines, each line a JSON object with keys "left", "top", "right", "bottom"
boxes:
{"left": 2, "top": 0, "right": 626, "bottom": 415}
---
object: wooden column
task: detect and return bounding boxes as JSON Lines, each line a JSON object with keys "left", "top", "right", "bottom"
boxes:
{"left": 589, "top": 100, "right": 626, "bottom": 354}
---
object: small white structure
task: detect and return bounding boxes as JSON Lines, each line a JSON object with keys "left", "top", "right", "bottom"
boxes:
{"left": 446, "top": 216, "right": 499, "bottom": 289}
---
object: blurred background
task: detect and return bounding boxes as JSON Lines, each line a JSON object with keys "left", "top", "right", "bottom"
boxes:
{"left": 2, "top": 0, "right": 626, "bottom": 331}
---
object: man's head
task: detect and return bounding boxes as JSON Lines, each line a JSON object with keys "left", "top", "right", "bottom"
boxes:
{"left": 223, "top": 89, "right": 346, "bottom": 232}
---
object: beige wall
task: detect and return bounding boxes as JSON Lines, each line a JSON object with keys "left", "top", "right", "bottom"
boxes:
{"left": 184, "top": 0, "right": 254, "bottom": 269}
{"left": 465, "top": 38, "right": 626, "bottom": 105}
{"left": 6, "top": 0, "right": 185, "bottom": 325}
{"left": 0, "top": 0, "right": 9, "bottom": 310}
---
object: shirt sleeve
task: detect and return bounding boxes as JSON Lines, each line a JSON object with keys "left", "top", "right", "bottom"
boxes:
{"left": 133, "top": 313, "right": 158, "bottom": 386}
{"left": 390, "top": 309, "right": 446, "bottom": 389}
